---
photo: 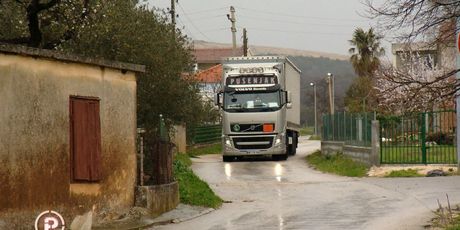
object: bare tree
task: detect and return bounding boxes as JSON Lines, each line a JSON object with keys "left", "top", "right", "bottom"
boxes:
{"left": 365, "top": 0, "right": 459, "bottom": 110}
{"left": 365, "top": 0, "right": 459, "bottom": 43}
{"left": 375, "top": 53, "right": 457, "bottom": 113}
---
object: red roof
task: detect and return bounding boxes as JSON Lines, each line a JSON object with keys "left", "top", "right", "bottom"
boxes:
{"left": 194, "top": 64, "right": 222, "bottom": 83}
{"left": 193, "top": 48, "right": 244, "bottom": 63}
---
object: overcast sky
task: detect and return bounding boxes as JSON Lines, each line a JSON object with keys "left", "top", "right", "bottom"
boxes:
{"left": 147, "top": 0, "right": 391, "bottom": 57}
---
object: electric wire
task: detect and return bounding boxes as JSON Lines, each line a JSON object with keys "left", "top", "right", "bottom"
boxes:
{"left": 177, "top": 2, "right": 212, "bottom": 41}
{"left": 237, "top": 14, "right": 368, "bottom": 28}
{"left": 235, "top": 6, "right": 367, "bottom": 22}
{"left": 185, "top": 6, "right": 228, "bottom": 15}
{"left": 239, "top": 27, "right": 351, "bottom": 36}
{"left": 177, "top": 17, "right": 196, "bottom": 39}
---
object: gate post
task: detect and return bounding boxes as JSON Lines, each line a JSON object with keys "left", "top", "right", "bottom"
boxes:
{"left": 371, "top": 120, "right": 380, "bottom": 166}
{"left": 420, "top": 112, "right": 427, "bottom": 164}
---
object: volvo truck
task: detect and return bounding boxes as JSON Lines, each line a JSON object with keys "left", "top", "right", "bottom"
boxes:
{"left": 215, "top": 56, "right": 301, "bottom": 161}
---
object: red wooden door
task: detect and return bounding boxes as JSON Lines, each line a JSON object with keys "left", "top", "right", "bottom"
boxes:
{"left": 70, "top": 97, "right": 101, "bottom": 182}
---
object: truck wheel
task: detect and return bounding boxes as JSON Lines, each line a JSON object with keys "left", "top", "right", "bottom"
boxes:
{"left": 290, "top": 132, "right": 297, "bottom": 156}
{"left": 223, "top": 156, "right": 234, "bottom": 162}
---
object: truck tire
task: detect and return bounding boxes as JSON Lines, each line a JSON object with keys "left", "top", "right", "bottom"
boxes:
{"left": 223, "top": 156, "right": 234, "bottom": 162}
{"left": 289, "top": 132, "right": 297, "bottom": 156}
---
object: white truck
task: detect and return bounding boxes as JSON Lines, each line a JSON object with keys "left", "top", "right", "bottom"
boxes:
{"left": 215, "top": 56, "right": 301, "bottom": 161}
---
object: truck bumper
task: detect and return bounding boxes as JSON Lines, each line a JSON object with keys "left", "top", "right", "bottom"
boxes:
{"left": 222, "top": 135, "right": 286, "bottom": 156}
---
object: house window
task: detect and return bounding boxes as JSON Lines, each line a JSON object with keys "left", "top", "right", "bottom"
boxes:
{"left": 70, "top": 96, "right": 102, "bottom": 182}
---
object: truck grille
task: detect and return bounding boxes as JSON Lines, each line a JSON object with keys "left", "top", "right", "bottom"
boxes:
{"left": 231, "top": 123, "right": 275, "bottom": 132}
{"left": 233, "top": 136, "right": 274, "bottom": 150}
{"left": 231, "top": 123, "right": 263, "bottom": 132}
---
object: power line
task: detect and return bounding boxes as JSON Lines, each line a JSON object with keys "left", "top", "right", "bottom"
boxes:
{"left": 177, "top": 2, "right": 212, "bottom": 41}
{"left": 238, "top": 14, "right": 368, "bottom": 28}
{"left": 201, "top": 27, "right": 228, "bottom": 33}
{"left": 235, "top": 6, "right": 367, "bottom": 22}
{"left": 177, "top": 17, "right": 195, "bottom": 39}
{"left": 185, "top": 6, "right": 228, "bottom": 15}
{"left": 187, "top": 14, "right": 224, "bottom": 22}
{"left": 240, "top": 27, "right": 351, "bottom": 36}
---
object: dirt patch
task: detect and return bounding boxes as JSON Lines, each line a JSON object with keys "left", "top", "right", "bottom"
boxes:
{"left": 367, "top": 165, "right": 458, "bottom": 177}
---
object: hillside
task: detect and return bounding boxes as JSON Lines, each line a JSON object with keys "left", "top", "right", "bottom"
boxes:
{"left": 193, "top": 40, "right": 349, "bottom": 61}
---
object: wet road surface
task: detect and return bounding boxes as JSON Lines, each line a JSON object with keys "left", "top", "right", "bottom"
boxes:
{"left": 155, "top": 137, "right": 460, "bottom": 230}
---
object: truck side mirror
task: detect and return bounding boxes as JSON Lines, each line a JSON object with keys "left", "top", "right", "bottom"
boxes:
{"left": 284, "top": 91, "right": 292, "bottom": 109}
{"left": 214, "top": 92, "right": 223, "bottom": 108}
{"left": 285, "top": 91, "right": 292, "bottom": 109}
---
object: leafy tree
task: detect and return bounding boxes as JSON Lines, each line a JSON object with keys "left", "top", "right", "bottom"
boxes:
{"left": 344, "top": 76, "right": 377, "bottom": 113}
{"left": 345, "top": 27, "right": 384, "bottom": 112}
{"left": 0, "top": 0, "right": 98, "bottom": 48}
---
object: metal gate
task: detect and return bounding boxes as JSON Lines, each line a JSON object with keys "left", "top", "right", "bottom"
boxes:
{"left": 380, "top": 110, "right": 457, "bottom": 164}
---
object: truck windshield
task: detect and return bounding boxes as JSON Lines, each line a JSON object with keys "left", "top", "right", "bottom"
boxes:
{"left": 224, "top": 91, "right": 281, "bottom": 112}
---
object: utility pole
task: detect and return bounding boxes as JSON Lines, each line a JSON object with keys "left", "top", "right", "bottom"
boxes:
{"left": 170, "top": 0, "right": 176, "bottom": 36}
{"left": 243, "top": 28, "right": 248, "bottom": 56}
{"left": 327, "top": 73, "right": 335, "bottom": 114}
{"left": 227, "top": 6, "right": 237, "bottom": 55}
{"left": 327, "top": 74, "right": 334, "bottom": 114}
{"left": 310, "top": 83, "right": 317, "bottom": 136}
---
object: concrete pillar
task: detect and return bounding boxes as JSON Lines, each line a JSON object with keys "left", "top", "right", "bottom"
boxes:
{"left": 456, "top": 17, "right": 460, "bottom": 168}
{"left": 171, "top": 124, "right": 186, "bottom": 153}
{"left": 371, "top": 120, "right": 380, "bottom": 166}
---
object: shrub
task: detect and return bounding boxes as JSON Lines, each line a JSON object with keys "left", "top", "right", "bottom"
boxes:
{"left": 426, "top": 132, "right": 454, "bottom": 145}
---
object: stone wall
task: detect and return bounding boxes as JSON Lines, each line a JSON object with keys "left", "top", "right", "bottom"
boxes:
{"left": 321, "top": 121, "right": 380, "bottom": 166}
{"left": 135, "top": 182, "right": 180, "bottom": 217}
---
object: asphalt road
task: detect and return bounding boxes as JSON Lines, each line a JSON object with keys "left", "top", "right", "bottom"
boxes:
{"left": 156, "top": 137, "right": 460, "bottom": 230}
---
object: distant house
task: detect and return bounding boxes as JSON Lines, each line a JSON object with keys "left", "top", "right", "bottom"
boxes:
{"left": 392, "top": 20, "right": 455, "bottom": 71}
{"left": 0, "top": 44, "right": 144, "bottom": 222}
{"left": 392, "top": 42, "right": 439, "bottom": 69}
{"left": 192, "top": 47, "right": 248, "bottom": 102}
{"left": 194, "top": 64, "right": 222, "bottom": 100}
{"left": 193, "top": 47, "right": 246, "bottom": 71}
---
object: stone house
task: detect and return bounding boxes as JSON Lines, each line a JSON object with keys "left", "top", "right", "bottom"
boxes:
{"left": 0, "top": 44, "right": 144, "bottom": 224}
{"left": 193, "top": 47, "right": 245, "bottom": 71}
{"left": 194, "top": 64, "right": 222, "bottom": 100}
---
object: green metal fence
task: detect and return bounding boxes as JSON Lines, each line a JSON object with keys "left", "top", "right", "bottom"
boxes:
{"left": 189, "top": 124, "right": 222, "bottom": 144}
{"left": 322, "top": 112, "right": 374, "bottom": 147}
{"left": 379, "top": 110, "right": 457, "bottom": 164}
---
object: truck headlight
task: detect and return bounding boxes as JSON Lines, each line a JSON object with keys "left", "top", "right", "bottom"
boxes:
{"left": 275, "top": 137, "right": 281, "bottom": 145}
{"left": 225, "top": 138, "right": 232, "bottom": 147}
{"left": 274, "top": 133, "right": 285, "bottom": 146}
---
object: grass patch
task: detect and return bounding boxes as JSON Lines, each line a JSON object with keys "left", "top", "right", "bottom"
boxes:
{"left": 300, "top": 127, "right": 314, "bottom": 136}
{"left": 174, "top": 153, "right": 223, "bottom": 208}
{"left": 428, "top": 196, "right": 460, "bottom": 230}
{"left": 187, "top": 143, "right": 221, "bottom": 157}
{"left": 309, "top": 135, "right": 321, "bottom": 140}
{"left": 384, "top": 169, "right": 423, "bottom": 177}
{"left": 306, "top": 151, "right": 369, "bottom": 177}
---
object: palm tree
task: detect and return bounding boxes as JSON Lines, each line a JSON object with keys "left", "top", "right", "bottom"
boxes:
{"left": 345, "top": 28, "right": 384, "bottom": 112}
{"left": 349, "top": 28, "right": 385, "bottom": 78}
